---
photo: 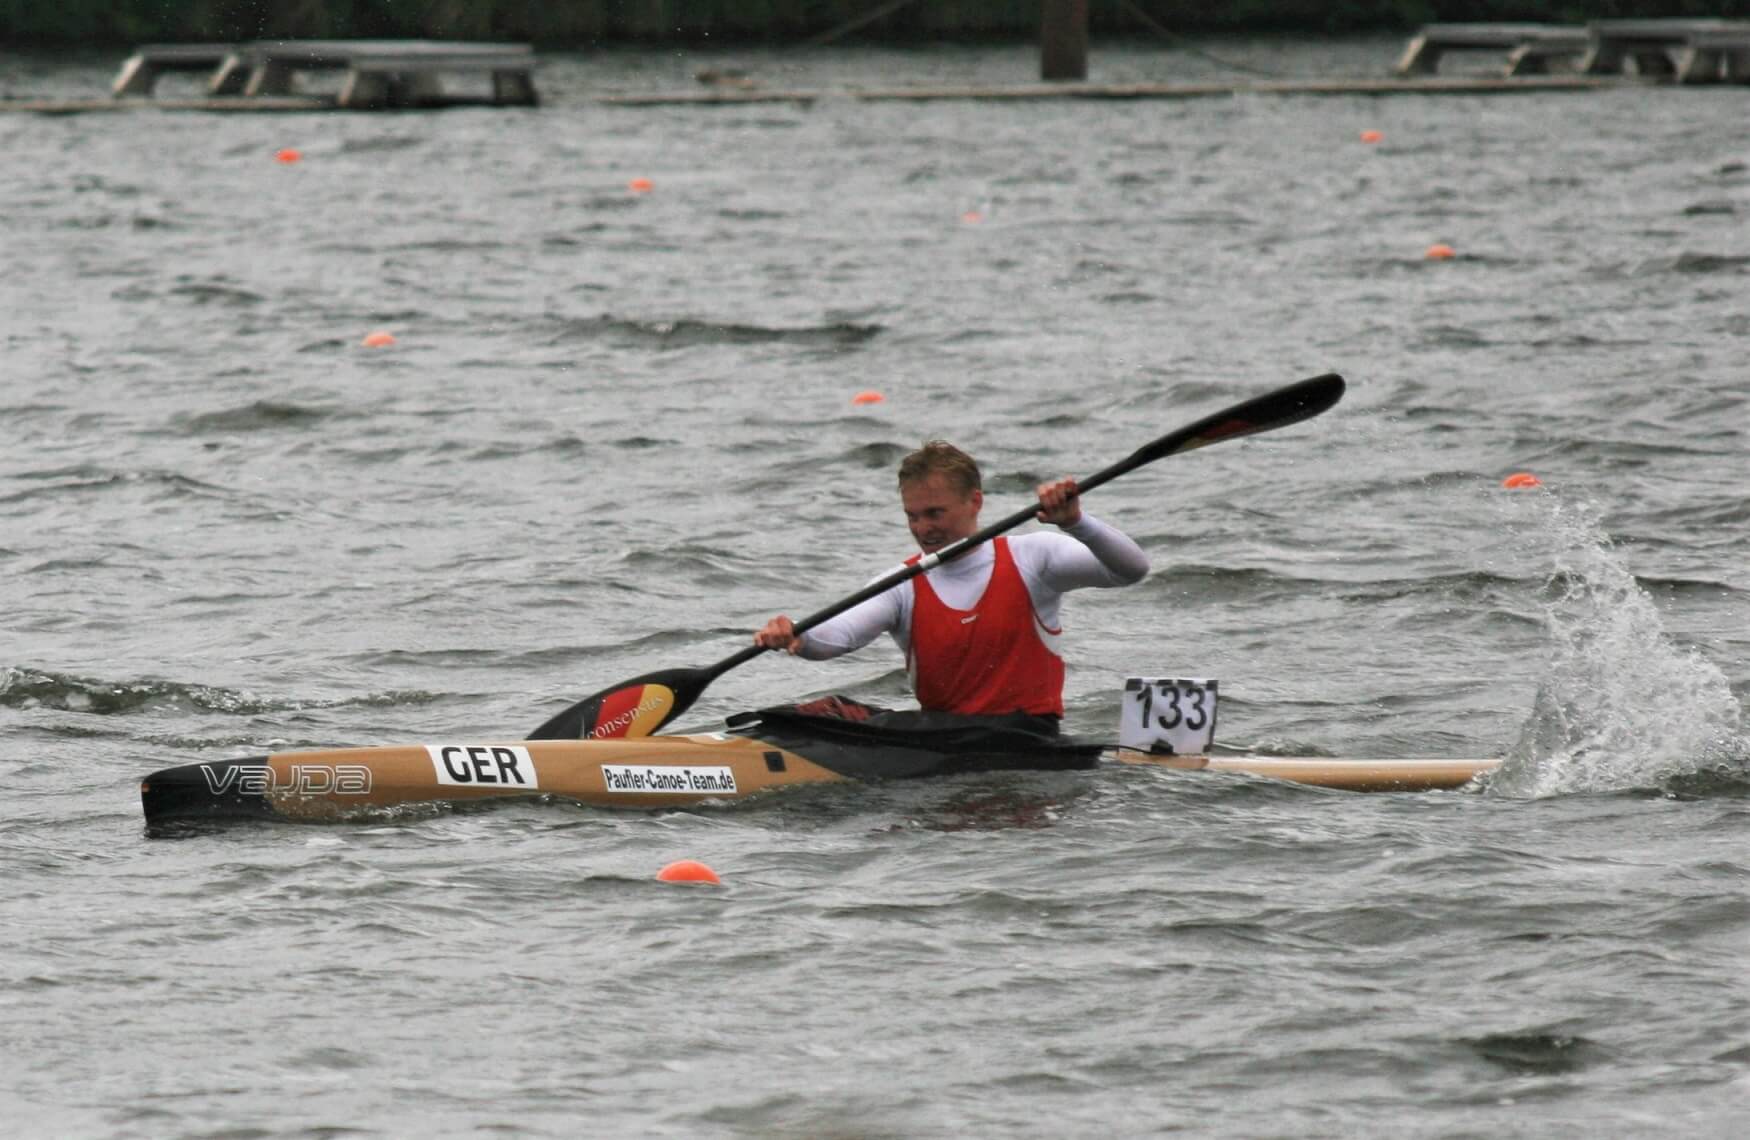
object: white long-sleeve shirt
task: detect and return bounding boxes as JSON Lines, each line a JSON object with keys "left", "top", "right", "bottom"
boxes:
{"left": 797, "top": 513, "right": 1149, "bottom": 660}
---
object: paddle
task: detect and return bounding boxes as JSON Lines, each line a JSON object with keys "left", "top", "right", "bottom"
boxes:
{"left": 527, "top": 372, "right": 1346, "bottom": 741}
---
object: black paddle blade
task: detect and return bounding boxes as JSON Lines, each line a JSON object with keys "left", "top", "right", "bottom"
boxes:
{"left": 1121, "top": 373, "right": 1345, "bottom": 473}
{"left": 525, "top": 666, "right": 705, "bottom": 740}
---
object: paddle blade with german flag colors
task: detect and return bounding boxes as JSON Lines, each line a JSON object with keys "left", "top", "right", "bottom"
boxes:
{"left": 526, "top": 670, "right": 690, "bottom": 740}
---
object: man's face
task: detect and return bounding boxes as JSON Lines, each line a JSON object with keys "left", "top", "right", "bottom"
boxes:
{"left": 901, "top": 473, "right": 983, "bottom": 554}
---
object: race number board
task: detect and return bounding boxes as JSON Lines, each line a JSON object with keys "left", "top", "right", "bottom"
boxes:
{"left": 1120, "top": 678, "right": 1218, "bottom": 755}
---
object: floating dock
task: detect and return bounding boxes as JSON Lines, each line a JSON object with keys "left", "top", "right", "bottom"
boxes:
{"left": 102, "top": 39, "right": 536, "bottom": 110}
{"left": 1396, "top": 18, "right": 1750, "bottom": 81}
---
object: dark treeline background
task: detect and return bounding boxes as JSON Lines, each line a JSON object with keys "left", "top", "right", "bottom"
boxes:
{"left": 1, "top": 0, "right": 1745, "bottom": 47}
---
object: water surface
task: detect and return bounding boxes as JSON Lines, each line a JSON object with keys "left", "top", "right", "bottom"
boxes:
{"left": 3, "top": 40, "right": 1747, "bottom": 1138}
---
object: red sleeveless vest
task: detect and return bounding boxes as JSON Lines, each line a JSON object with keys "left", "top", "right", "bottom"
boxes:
{"left": 906, "top": 537, "right": 1065, "bottom": 716}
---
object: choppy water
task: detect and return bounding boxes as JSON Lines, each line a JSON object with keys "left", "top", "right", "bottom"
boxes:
{"left": 3, "top": 39, "right": 1748, "bottom": 1138}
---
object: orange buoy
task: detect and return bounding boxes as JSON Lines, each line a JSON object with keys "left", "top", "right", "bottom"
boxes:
{"left": 1425, "top": 243, "right": 1457, "bottom": 260}
{"left": 275, "top": 148, "right": 302, "bottom": 164}
{"left": 656, "top": 860, "right": 720, "bottom": 884}
{"left": 1360, "top": 130, "right": 1384, "bottom": 144}
{"left": 628, "top": 177, "right": 654, "bottom": 193}
{"left": 961, "top": 210, "right": 984, "bottom": 224}
{"left": 1502, "top": 472, "right": 1542, "bottom": 489}
{"left": 361, "top": 331, "right": 397, "bottom": 348}
{"left": 851, "top": 390, "right": 885, "bottom": 405}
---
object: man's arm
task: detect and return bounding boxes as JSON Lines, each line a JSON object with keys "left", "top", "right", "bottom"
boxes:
{"left": 753, "top": 579, "right": 907, "bottom": 659}
{"left": 1030, "top": 477, "right": 1150, "bottom": 588}
{"left": 1048, "top": 514, "right": 1150, "bottom": 586}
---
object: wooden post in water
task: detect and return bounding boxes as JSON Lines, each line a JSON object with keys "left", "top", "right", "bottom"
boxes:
{"left": 1040, "top": 0, "right": 1089, "bottom": 80}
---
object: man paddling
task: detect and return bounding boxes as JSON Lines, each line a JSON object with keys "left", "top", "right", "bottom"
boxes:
{"left": 753, "top": 441, "right": 1149, "bottom": 723}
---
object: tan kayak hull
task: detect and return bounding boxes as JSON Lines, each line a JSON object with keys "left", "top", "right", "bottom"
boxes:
{"left": 142, "top": 735, "right": 1502, "bottom": 824}
{"left": 1114, "top": 750, "right": 1500, "bottom": 791}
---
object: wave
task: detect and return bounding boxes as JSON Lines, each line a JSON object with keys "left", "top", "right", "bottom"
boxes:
{"left": 168, "top": 280, "right": 265, "bottom": 306}
{"left": 1637, "top": 499, "right": 1750, "bottom": 531}
{"left": 465, "top": 435, "right": 589, "bottom": 461}
{"left": 0, "top": 667, "right": 440, "bottom": 717}
{"left": 382, "top": 238, "right": 509, "bottom": 253}
{"left": 1154, "top": 379, "right": 1259, "bottom": 406}
{"left": 547, "top": 314, "right": 883, "bottom": 350}
{"left": 613, "top": 543, "right": 752, "bottom": 581}
{"left": 1671, "top": 252, "right": 1750, "bottom": 274}
{"left": 717, "top": 207, "right": 789, "bottom": 221}
{"left": 1145, "top": 564, "right": 1326, "bottom": 606}
{"left": 1499, "top": 436, "right": 1739, "bottom": 472}
{"left": 1633, "top": 575, "right": 1746, "bottom": 599}
{"left": 738, "top": 442, "right": 910, "bottom": 489}
{"left": 0, "top": 467, "right": 229, "bottom": 506}
{"left": 506, "top": 627, "right": 740, "bottom": 672}
{"left": 840, "top": 441, "right": 910, "bottom": 469}
{"left": 1333, "top": 569, "right": 1536, "bottom": 605}
{"left": 174, "top": 401, "right": 340, "bottom": 434}
{"left": 1464, "top": 1030, "right": 1607, "bottom": 1075}
{"left": 1413, "top": 325, "right": 1490, "bottom": 349}
{"left": 337, "top": 136, "right": 425, "bottom": 155}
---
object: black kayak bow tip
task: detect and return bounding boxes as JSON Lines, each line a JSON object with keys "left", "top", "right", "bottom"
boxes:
{"left": 140, "top": 756, "right": 277, "bottom": 826}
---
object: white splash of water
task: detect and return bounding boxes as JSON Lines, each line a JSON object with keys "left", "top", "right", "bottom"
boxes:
{"left": 1485, "top": 496, "right": 1746, "bottom": 798}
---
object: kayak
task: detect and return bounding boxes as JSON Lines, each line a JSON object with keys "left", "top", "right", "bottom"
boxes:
{"left": 141, "top": 377, "right": 1391, "bottom": 827}
{"left": 139, "top": 704, "right": 1500, "bottom": 825}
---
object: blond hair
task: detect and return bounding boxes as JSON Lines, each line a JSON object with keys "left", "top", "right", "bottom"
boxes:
{"left": 898, "top": 440, "right": 981, "bottom": 496}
